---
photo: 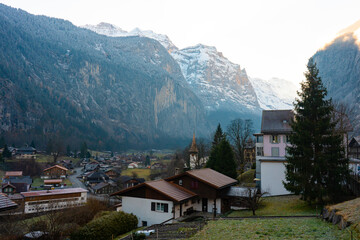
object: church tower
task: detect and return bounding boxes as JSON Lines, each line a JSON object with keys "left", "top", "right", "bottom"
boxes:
{"left": 188, "top": 133, "right": 199, "bottom": 169}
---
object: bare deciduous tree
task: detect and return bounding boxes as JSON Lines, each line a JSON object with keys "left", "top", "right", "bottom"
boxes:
{"left": 226, "top": 119, "right": 254, "bottom": 170}
{"left": 237, "top": 187, "right": 267, "bottom": 215}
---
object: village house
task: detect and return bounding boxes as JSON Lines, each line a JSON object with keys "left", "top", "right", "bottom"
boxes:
{"left": 15, "top": 146, "right": 36, "bottom": 159}
{"left": 104, "top": 169, "right": 120, "bottom": 179}
{"left": 84, "top": 170, "right": 109, "bottom": 186}
{"left": 3, "top": 176, "right": 32, "bottom": 193}
{"left": 112, "top": 168, "right": 237, "bottom": 227}
{"left": 21, "top": 188, "right": 87, "bottom": 214}
{"left": 349, "top": 136, "right": 360, "bottom": 159}
{"left": 244, "top": 138, "right": 256, "bottom": 169}
{"left": 4, "top": 171, "right": 23, "bottom": 179}
{"left": 128, "top": 162, "right": 138, "bottom": 169}
{"left": 43, "top": 165, "right": 68, "bottom": 179}
{"left": 92, "top": 182, "right": 118, "bottom": 195}
{"left": 255, "top": 109, "right": 355, "bottom": 196}
{"left": 118, "top": 176, "right": 145, "bottom": 189}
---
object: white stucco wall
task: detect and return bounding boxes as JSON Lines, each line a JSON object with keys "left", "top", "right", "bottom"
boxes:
{"left": 122, "top": 197, "right": 173, "bottom": 227}
{"left": 260, "top": 161, "right": 290, "bottom": 196}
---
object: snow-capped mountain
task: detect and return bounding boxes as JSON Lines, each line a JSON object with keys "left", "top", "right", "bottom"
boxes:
{"left": 83, "top": 23, "right": 296, "bottom": 118}
{"left": 82, "top": 23, "right": 178, "bottom": 53}
{"left": 249, "top": 77, "right": 298, "bottom": 110}
{"left": 172, "top": 44, "right": 259, "bottom": 113}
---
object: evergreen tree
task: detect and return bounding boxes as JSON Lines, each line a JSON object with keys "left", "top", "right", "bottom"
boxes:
{"left": 212, "top": 123, "right": 224, "bottom": 147}
{"left": 66, "top": 145, "right": 71, "bottom": 156}
{"left": 284, "top": 58, "right": 349, "bottom": 203}
{"left": 46, "top": 139, "right": 54, "bottom": 155}
{"left": 206, "top": 138, "right": 237, "bottom": 179}
{"left": 80, "top": 142, "right": 88, "bottom": 158}
{"left": 30, "top": 140, "right": 36, "bottom": 148}
{"left": 0, "top": 137, "right": 5, "bottom": 148}
{"left": 145, "top": 155, "right": 150, "bottom": 166}
{"left": 2, "top": 144, "right": 12, "bottom": 158}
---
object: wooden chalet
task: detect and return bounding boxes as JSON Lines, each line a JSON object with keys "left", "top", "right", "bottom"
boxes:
{"left": 43, "top": 165, "right": 68, "bottom": 179}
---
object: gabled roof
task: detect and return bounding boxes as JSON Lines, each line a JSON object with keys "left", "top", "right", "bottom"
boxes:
{"left": 5, "top": 171, "right": 23, "bottom": 177}
{"left": 0, "top": 193, "right": 17, "bottom": 211}
{"left": 2, "top": 183, "right": 16, "bottom": 189}
{"left": 261, "top": 110, "right": 294, "bottom": 134}
{"left": 5, "top": 176, "right": 33, "bottom": 186}
{"left": 92, "top": 182, "right": 111, "bottom": 190}
{"left": 112, "top": 180, "right": 197, "bottom": 203}
{"left": 166, "top": 168, "right": 237, "bottom": 189}
{"left": 43, "top": 165, "right": 68, "bottom": 172}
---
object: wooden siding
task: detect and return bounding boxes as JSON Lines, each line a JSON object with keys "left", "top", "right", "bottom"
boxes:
{"left": 168, "top": 175, "right": 217, "bottom": 199}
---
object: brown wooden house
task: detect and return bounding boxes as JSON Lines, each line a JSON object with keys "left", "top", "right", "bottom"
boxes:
{"left": 43, "top": 165, "right": 68, "bottom": 179}
{"left": 166, "top": 168, "right": 237, "bottom": 213}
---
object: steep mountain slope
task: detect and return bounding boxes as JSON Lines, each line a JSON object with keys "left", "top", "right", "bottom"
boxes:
{"left": 83, "top": 23, "right": 262, "bottom": 127}
{"left": 0, "top": 4, "right": 208, "bottom": 150}
{"left": 312, "top": 20, "right": 360, "bottom": 134}
{"left": 249, "top": 77, "right": 297, "bottom": 110}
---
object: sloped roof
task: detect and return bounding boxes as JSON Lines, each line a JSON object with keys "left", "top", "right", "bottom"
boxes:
{"left": 189, "top": 133, "right": 198, "bottom": 153}
{"left": 5, "top": 171, "right": 23, "bottom": 177}
{"left": 5, "top": 176, "right": 33, "bottom": 186}
{"left": 92, "top": 182, "right": 110, "bottom": 190}
{"left": 43, "top": 165, "right": 68, "bottom": 172}
{"left": 21, "top": 188, "right": 87, "bottom": 197}
{"left": 0, "top": 193, "right": 17, "bottom": 211}
{"left": 112, "top": 180, "right": 197, "bottom": 202}
{"left": 166, "top": 168, "right": 237, "bottom": 189}
{"left": 261, "top": 110, "right": 293, "bottom": 134}
{"left": 44, "top": 179, "right": 62, "bottom": 184}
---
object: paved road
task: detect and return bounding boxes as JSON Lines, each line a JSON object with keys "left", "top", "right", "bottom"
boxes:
{"left": 68, "top": 167, "right": 86, "bottom": 189}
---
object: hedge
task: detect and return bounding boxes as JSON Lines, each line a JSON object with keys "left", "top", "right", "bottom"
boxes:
{"left": 71, "top": 211, "right": 138, "bottom": 240}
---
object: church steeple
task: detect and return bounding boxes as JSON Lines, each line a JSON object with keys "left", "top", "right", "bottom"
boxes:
{"left": 189, "top": 132, "right": 198, "bottom": 153}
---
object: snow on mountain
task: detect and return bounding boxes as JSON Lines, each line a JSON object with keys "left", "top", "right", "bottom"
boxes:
{"left": 249, "top": 77, "right": 298, "bottom": 110}
{"left": 82, "top": 23, "right": 178, "bottom": 53}
{"left": 172, "top": 44, "right": 260, "bottom": 113}
{"left": 82, "top": 22, "right": 295, "bottom": 114}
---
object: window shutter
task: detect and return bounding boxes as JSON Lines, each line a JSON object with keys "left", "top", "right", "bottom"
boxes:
{"left": 164, "top": 204, "right": 168, "bottom": 213}
{"left": 151, "top": 202, "right": 155, "bottom": 211}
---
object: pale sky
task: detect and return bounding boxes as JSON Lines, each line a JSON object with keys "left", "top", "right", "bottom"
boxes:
{"left": 1, "top": 0, "right": 360, "bottom": 84}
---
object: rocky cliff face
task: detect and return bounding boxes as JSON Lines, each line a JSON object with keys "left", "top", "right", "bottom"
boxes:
{"left": 312, "top": 20, "right": 360, "bottom": 134}
{"left": 0, "top": 4, "right": 208, "bottom": 149}
{"left": 83, "top": 23, "right": 262, "bottom": 127}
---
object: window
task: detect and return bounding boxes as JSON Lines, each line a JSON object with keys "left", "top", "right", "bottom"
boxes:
{"left": 256, "top": 135, "right": 263, "bottom": 143}
{"left": 142, "top": 221, "right": 148, "bottom": 227}
{"left": 179, "top": 180, "right": 183, "bottom": 186}
{"left": 151, "top": 202, "right": 168, "bottom": 213}
{"left": 256, "top": 147, "right": 264, "bottom": 156}
{"left": 270, "top": 135, "right": 279, "bottom": 144}
{"left": 190, "top": 181, "right": 199, "bottom": 189}
{"left": 285, "top": 135, "right": 290, "bottom": 143}
{"left": 271, "top": 147, "right": 280, "bottom": 157}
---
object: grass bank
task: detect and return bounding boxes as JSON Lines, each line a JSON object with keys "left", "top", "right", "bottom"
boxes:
{"left": 228, "top": 195, "right": 319, "bottom": 217}
{"left": 191, "top": 218, "right": 358, "bottom": 240}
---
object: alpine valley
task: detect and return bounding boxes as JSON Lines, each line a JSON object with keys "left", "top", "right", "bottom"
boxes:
{"left": 0, "top": 4, "right": 296, "bottom": 150}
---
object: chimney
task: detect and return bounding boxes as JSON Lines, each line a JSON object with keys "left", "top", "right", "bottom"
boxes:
{"left": 175, "top": 168, "right": 179, "bottom": 175}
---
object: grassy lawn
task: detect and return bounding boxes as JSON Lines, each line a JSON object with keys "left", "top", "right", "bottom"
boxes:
{"left": 32, "top": 177, "right": 43, "bottom": 187}
{"left": 228, "top": 195, "right": 319, "bottom": 217}
{"left": 122, "top": 168, "right": 151, "bottom": 180}
{"left": 191, "top": 218, "right": 358, "bottom": 240}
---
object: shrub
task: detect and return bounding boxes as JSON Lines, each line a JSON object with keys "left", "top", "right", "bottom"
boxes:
{"left": 71, "top": 211, "right": 138, "bottom": 240}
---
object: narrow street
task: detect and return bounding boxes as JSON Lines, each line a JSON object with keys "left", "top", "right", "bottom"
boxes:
{"left": 68, "top": 167, "right": 86, "bottom": 189}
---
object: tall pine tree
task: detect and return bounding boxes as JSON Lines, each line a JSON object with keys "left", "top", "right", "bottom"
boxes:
{"left": 284, "top": 58, "right": 349, "bottom": 203}
{"left": 212, "top": 124, "right": 224, "bottom": 147}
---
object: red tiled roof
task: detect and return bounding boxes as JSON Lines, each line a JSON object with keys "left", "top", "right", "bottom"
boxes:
{"left": 21, "top": 188, "right": 87, "bottom": 198}
{"left": 167, "top": 168, "right": 237, "bottom": 189}
{"left": 5, "top": 171, "right": 23, "bottom": 177}
{"left": 44, "top": 179, "right": 62, "bottom": 184}
{"left": 43, "top": 165, "right": 68, "bottom": 172}
{"left": 112, "top": 180, "right": 197, "bottom": 202}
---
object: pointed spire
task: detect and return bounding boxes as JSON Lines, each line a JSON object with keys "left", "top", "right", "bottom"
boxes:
{"left": 189, "top": 132, "right": 198, "bottom": 153}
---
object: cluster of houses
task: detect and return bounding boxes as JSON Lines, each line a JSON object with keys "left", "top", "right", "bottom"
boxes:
{"left": 0, "top": 168, "right": 88, "bottom": 214}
